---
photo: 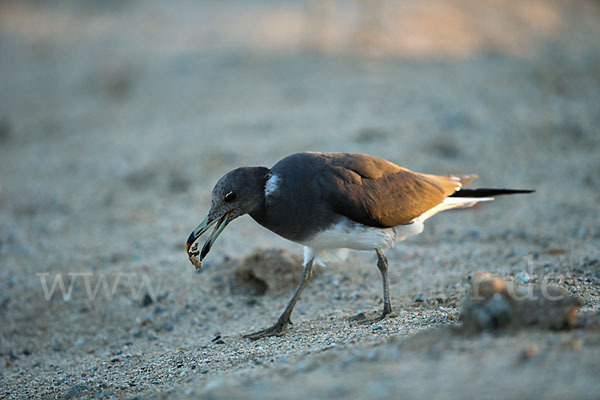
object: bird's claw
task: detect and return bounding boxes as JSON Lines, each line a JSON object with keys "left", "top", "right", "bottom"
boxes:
{"left": 351, "top": 311, "right": 397, "bottom": 325}
{"left": 243, "top": 320, "right": 289, "bottom": 340}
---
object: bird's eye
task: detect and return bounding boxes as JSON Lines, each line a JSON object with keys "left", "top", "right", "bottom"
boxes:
{"left": 224, "top": 191, "right": 236, "bottom": 202}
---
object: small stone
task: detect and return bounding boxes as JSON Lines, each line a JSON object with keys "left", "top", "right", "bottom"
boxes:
{"left": 74, "top": 338, "right": 85, "bottom": 346}
{"left": 63, "top": 383, "right": 91, "bottom": 399}
{"left": 246, "top": 298, "right": 258, "bottom": 306}
{"left": 515, "top": 273, "right": 530, "bottom": 284}
{"left": 22, "top": 349, "right": 31, "bottom": 356}
{"left": 349, "top": 312, "right": 366, "bottom": 321}
{"left": 146, "top": 334, "right": 158, "bottom": 341}
{"left": 485, "top": 293, "right": 512, "bottom": 329}
{"left": 415, "top": 293, "right": 425, "bottom": 303}
{"left": 468, "top": 229, "right": 481, "bottom": 239}
{"left": 164, "top": 322, "right": 174, "bottom": 332}
{"left": 523, "top": 343, "right": 539, "bottom": 360}
{"left": 372, "top": 325, "right": 384, "bottom": 332}
{"left": 141, "top": 293, "right": 153, "bottom": 307}
{"left": 153, "top": 306, "right": 166, "bottom": 315}
{"left": 214, "top": 339, "right": 225, "bottom": 345}
{"left": 110, "top": 357, "right": 120, "bottom": 362}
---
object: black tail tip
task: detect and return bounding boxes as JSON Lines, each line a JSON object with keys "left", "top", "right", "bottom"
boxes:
{"left": 450, "top": 188, "right": 535, "bottom": 197}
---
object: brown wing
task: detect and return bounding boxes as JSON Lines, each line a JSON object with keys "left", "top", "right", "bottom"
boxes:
{"left": 318, "top": 153, "right": 472, "bottom": 227}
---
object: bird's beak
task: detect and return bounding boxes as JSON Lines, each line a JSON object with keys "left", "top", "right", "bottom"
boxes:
{"left": 186, "top": 210, "right": 233, "bottom": 261}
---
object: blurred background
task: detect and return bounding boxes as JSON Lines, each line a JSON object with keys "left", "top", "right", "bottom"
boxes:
{"left": 1, "top": 0, "right": 599, "bottom": 398}
{"left": 1, "top": 0, "right": 598, "bottom": 254}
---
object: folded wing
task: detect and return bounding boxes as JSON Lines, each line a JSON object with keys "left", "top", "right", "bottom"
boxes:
{"left": 318, "top": 153, "right": 476, "bottom": 228}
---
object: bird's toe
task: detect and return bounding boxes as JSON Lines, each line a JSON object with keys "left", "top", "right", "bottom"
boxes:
{"left": 350, "top": 310, "right": 396, "bottom": 325}
{"left": 243, "top": 322, "right": 289, "bottom": 340}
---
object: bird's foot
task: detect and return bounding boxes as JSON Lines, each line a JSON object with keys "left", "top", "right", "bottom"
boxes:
{"left": 350, "top": 310, "right": 397, "bottom": 325}
{"left": 243, "top": 319, "right": 289, "bottom": 340}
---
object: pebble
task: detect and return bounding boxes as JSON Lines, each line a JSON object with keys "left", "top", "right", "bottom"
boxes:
{"left": 164, "top": 322, "right": 174, "bottom": 331}
{"left": 350, "top": 312, "right": 366, "bottom": 321}
{"left": 414, "top": 293, "right": 425, "bottom": 303}
{"left": 468, "top": 228, "right": 481, "bottom": 239}
{"left": 141, "top": 293, "right": 153, "bottom": 307}
{"left": 515, "top": 272, "right": 531, "bottom": 284}
{"left": 63, "top": 383, "right": 91, "bottom": 399}
{"left": 522, "top": 343, "right": 539, "bottom": 360}
{"left": 372, "top": 325, "right": 384, "bottom": 332}
{"left": 246, "top": 298, "right": 258, "bottom": 306}
{"left": 486, "top": 293, "right": 511, "bottom": 328}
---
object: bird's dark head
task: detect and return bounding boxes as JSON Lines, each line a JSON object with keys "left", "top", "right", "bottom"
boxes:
{"left": 186, "top": 167, "right": 269, "bottom": 261}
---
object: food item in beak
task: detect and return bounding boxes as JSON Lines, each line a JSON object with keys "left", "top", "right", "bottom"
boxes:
{"left": 188, "top": 243, "right": 203, "bottom": 270}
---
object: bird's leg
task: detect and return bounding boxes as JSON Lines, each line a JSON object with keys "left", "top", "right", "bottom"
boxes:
{"left": 243, "top": 250, "right": 315, "bottom": 340}
{"left": 353, "top": 249, "right": 396, "bottom": 324}
{"left": 376, "top": 248, "right": 393, "bottom": 317}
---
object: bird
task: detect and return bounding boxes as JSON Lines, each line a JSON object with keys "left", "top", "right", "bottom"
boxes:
{"left": 185, "top": 152, "right": 532, "bottom": 340}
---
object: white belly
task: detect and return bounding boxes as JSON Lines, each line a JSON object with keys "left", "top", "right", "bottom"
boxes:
{"left": 299, "top": 216, "right": 424, "bottom": 251}
{"left": 298, "top": 197, "right": 491, "bottom": 252}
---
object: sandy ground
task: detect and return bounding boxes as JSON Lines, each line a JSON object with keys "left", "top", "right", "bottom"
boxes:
{"left": 1, "top": 0, "right": 599, "bottom": 398}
